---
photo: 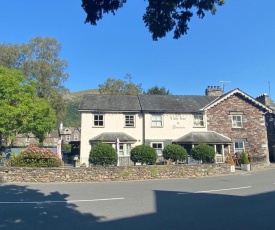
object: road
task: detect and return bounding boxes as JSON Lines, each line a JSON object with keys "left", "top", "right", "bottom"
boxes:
{"left": 1, "top": 168, "right": 275, "bottom": 230}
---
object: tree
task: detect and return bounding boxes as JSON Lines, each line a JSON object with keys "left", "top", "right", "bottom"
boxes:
{"left": 22, "top": 97, "right": 57, "bottom": 145}
{"left": 81, "top": 0, "right": 225, "bottom": 40}
{"left": 0, "top": 37, "right": 69, "bottom": 123}
{"left": 146, "top": 86, "right": 171, "bottom": 95}
{"left": 0, "top": 67, "right": 56, "bottom": 146}
{"left": 99, "top": 74, "right": 143, "bottom": 95}
{"left": 63, "top": 101, "right": 81, "bottom": 127}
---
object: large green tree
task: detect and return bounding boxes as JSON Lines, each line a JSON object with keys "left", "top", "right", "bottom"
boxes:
{"left": 0, "top": 67, "right": 56, "bottom": 146}
{"left": 63, "top": 101, "right": 81, "bottom": 127}
{"left": 99, "top": 74, "right": 143, "bottom": 95}
{"left": 0, "top": 37, "right": 69, "bottom": 123}
{"left": 146, "top": 86, "right": 171, "bottom": 95}
{"left": 81, "top": 0, "right": 225, "bottom": 40}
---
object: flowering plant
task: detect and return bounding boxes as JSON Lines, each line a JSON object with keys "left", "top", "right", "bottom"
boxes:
{"left": 10, "top": 145, "right": 62, "bottom": 167}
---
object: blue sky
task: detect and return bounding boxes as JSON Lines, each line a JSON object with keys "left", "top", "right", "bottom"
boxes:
{"left": 1, "top": 1, "right": 275, "bottom": 98}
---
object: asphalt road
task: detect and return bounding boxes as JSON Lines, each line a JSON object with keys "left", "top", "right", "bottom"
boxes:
{"left": 1, "top": 168, "right": 275, "bottom": 230}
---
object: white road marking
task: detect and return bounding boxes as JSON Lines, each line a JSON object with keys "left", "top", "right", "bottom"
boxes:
{"left": 0, "top": 197, "right": 124, "bottom": 204}
{"left": 177, "top": 186, "right": 252, "bottom": 195}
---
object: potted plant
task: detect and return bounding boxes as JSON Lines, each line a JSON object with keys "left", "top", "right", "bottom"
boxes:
{"left": 73, "top": 156, "right": 80, "bottom": 167}
{"left": 225, "top": 155, "right": 235, "bottom": 172}
{"left": 240, "top": 152, "right": 250, "bottom": 171}
{"left": 81, "top": 162, "right": 87, "bottom": 167}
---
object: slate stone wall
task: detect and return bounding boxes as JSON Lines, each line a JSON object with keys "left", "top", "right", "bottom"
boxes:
{"left": 0, "top": 164, "right": 229, "bottom": 183}
{"left": 0, "top": 161, "right": 269, "bottom": 183}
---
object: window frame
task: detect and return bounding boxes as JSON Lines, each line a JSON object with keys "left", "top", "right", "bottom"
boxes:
{"left": 74, "top": 134, "right": 79, "bottom": 141}
{"left": 232, "top": 115, "right": 243, "bottom": 128}
{"left": 151, "top": 114, "right": 163, "bottom": 127}
{"left": 193, "top": 114, "right": 205, "bottom": 127}
{"left": 93, "top": 114, "right": 104, "bottom": 127}
{"left": 151, "top": 142, "right": 163, "bottom": 156}
{"left": 124, "top": 114, "right": 135, "bottom": 127}
{"left": 234, "top": 141, "right": 245, "bottom": 153}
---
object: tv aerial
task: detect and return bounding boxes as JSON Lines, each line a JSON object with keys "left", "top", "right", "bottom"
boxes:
{"left": 219, "top": 81, "right": 231, "bottom": 93}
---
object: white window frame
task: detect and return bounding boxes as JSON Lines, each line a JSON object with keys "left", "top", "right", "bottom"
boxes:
{"left": 151, "top": 142, "right": 163, "bottom": 155}
{"left": 234, "top": 142, "right": 245, "bottom": 153}
{"left": 125, "top": 114, "right": 135, "bottom": 127}
{"left": 117, "top": 143, "right": 132, "bottom": 156}
{"left": 125, "top": 144, "right": 131, "bottom": 155}
{"left": 193, "top": 114, "right": 205, "bottom": 127}
{"left": 118, "top": 144, "right": 124, "bottom": 156}
{"left": 151, "top": 114, "right": 163, "bottom": 127}
{"left": 94, "top": 114, "right": 104, "bottom": 127}
{"left": 232, "top": 115, "right": 243, "bottom": 128}
{"left": 66, "top": 135, "right": 70, "bottom": 141}
{"left": 74, "top": 134, "right": 79, "bottom": 141}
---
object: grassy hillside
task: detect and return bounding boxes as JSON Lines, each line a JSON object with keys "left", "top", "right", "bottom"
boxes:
{"left": 63, "top": 89, "right": 99, "bottom": 127}
{"left": 63, "top": 88, "right": 99, "bottom": 102}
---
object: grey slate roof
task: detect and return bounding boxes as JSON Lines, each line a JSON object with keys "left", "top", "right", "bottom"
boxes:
{"left": 90, "top": 132, "right": 137, "bottom": 143}
{"left": 79, "top": 94, "right": 141, "bottom": 111}
{"left": 138, "top": 95, "right": 219, "bottom": 112}
{"left": 79, "top": 94, "right": 219, "bottom": 113}
{"left": 173, "top": 131, "right": 232, "bottom": 144}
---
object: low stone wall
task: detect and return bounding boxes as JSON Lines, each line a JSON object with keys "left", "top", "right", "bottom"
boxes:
{"left": 0, "top": 161, "right": 270, "bottom": 183}
{"left": 0, "top": 164, "right": 230, "bottom": 183}
{"left": 250, "top": 161, "right": 270, "bottom": 171}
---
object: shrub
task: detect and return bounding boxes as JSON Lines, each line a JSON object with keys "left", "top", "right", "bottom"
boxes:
{"left": 225, "top": 154, "right": 235, "bottom": 166}
{"left": 191, "top": 143, "right": 215, "bottom": 163}
{"left": 162, "top": 144, "right": 187, "bottom": 162}
{"left": 89, "top": 142, "right": 118, "bottom": 166}
{"left": 9, "top": 145, "right": 62, "bottom": 167}
{"left": 240, "top": 152, "right": 250, "bottom": 164}
{"left": 62, "top": 144, "right": 71, "bottom": 152}
{"left": 130, "top": 145, "right": 157, "bottom": 165}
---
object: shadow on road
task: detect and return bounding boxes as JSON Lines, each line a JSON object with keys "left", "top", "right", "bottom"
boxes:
{"left": 0, "top": 182, "right": 274, "bottom": 229}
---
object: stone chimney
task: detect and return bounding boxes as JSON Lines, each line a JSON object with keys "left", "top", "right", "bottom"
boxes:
{"left": 205, "top": 86, "right": 223, "bottom": 96}
{"left": 59, "top": 122, "right": 63, "bottom": 130}
{"left": 255, "top": 93, "right": 275, "bottom": 112}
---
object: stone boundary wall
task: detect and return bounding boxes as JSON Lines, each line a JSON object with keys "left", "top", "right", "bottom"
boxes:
{"left": 0, "top": 162, "right": 270, "bottom": 183}
{"left": 250, "top": 161, "right": 270, "bottom": 171}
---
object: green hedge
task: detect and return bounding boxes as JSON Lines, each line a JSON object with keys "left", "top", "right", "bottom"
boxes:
{"left": 163, "top": 144, "right": 188, "bottom": 162}
{"left": 130, "top": 145, "right": 157, "bottom": 165}
{"left": 89, "top": 142, "right": 118, "bottom": 166}
{"left": 191, "top": 143, "right": 215, "bottom": 163}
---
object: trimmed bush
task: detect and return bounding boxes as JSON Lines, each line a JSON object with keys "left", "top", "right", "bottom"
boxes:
{"left": 89, "top": 142, "right": 118, "bottom": 166}
{"left": 9, "top": 145, "right": 62, "bottom": 167}
{"left": 130, "top": 145, "right": 157, "bottom": 165}
{"left": 163, "top": 144, "right": 187, "bottom": 162}
{"left": 191, "top": 143, "right": 215, "bottom": 163}
{"left": 240, "top": 152, "right": 249, "bottom": 164}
